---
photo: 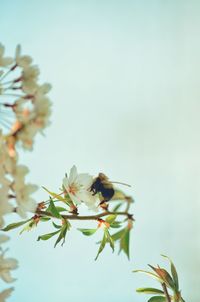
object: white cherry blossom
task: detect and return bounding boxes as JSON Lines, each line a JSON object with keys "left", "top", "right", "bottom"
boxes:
{"left": 63, "top": 165, "right": 98, "bottom": 210}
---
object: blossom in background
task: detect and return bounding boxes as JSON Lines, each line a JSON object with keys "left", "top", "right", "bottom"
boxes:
{"left": 12, "top": 165, "right": 38, "bottom": 218}
{"left": 63, "top": 165, "right": 99, "bottom": 210}
{"left": 0, "top": 189, "right": 13, "bottom": 228}
{"left": 0, "top": 252, "right": 18, "bottom": 283}
{"left": 0, "top": 44, "right": 13, "bottom": 67}
{"left": 15, "top": 44, "right": 32, "bottom": 68}
{"left": 0, "top": 288, "right": 14, "bottom": 302}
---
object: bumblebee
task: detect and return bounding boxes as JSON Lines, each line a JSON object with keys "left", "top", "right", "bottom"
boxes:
{"left": 90, "top": 173, "right": 131, "bottom": 205}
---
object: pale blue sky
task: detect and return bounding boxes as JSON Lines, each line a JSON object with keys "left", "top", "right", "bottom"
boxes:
{"left": 0, "top": 1, "right": 200, "bottom": 301}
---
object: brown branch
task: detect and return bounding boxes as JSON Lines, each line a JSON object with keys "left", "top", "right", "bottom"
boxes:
{"left": 161, "top": 283, "right": 171, "bottom": 302}
{"left": 36, "top": 209, "right": 134, "bottom": 221}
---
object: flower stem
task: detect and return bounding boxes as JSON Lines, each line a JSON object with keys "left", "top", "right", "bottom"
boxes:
{"left": 161, "top": 283, "right": 171, "bottom": 302}
{"left": 36, "top": 209, "right": 134, "bottom": 221}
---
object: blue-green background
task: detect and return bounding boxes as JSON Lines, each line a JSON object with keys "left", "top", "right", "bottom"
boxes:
{"left": 0, "top": 1, "right": 200, "bottom": 301}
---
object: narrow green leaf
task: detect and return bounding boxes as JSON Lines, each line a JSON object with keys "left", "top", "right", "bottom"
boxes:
{"left": 95, "top": 232, "right": 107, "bottom": 260}
{"left": 161, "top": 255, "right": 179, "bottom": 291}
{"left": 112, "top": 202, "right": 122, "bottom": 212}
{"left": 42, "top": 186, "right": 70, "bottom": 205}
{"left": 136, "top": 288, "right": 164, "bottom": 295}
{"left": 78, "top": 228, "right": 97, "bottom": 236}
{"left": 110, "top": 221, "right": 122, "bottom": 228}
{"left": 149, "top": 265, "right": 175, "bottom": 289}
{"left": 37, "top": 230, "right": 60, "bottom": 241}
{"left": 19, "top": 220, "right": 37, "bottom": 235}
{"left": 133, "top": 270, "right": 163, "bottom": 283}
{"left": 55, "top": 206, "right": 67, "bottom": 212}
{"left": 105, "top": 214, "right": 117, "bottom": 224}
{"left": 40, "top": 217, "right": 51, "bottom": 222}
{"left": 52, "top": 222, "right": 62, "bottom": 229}
{"left": 2, "top": 219, "right": 31, "bottom": 231}
{"left": 54, "top": 222, "right": 70, "bottom": 247}
{"left": 48, "top": 199, "right": 62, "bottom": 219}
{"left": 148, "top": 296, "right": 166, "bottom": 302}
{"left": 105, "top": 228, "right": 114, "bottom": 252}
{"left": 119, "top": 228, "right": 130, "bottom": 259}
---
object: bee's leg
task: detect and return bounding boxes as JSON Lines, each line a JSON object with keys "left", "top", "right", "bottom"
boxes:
{"left": 99, "top": 200, "right": 108, "bottom": 210}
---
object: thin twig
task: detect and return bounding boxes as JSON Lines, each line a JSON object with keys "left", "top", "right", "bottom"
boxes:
{"left": 161, "top": 283, "right": 171, "bottom": 302}
{"left": 36, "top": 209, "right": 134, "bottom": 221}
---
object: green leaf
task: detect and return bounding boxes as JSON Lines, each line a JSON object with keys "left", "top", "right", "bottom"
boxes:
{"left": 112, "top": 202, "right": 122, "bottom": 212}
{"left": 2, "top": 219, "right": 31, "bottom": 231}
{"left": 48, "top": 198, "right": 62, "bottom": 219}
{"left": 42, "top": 186, "right": 70, "bottom": 205}
{"left": 105, "top": 214, "right": 117, "bottom": 224}
{"left": 161, "top": 255, "right": 179, "bottom": 291}
{"left": 55, "top": 206, "right": 67, "bottom": 212}
{"left": 78, "top": 228, "right": 97, "bottom": 236}
{"left": 149, "top": 265, "right": 175, "bottom": 289}
{"left": 54, "top": 221, "right": 70, "bottom": 247}
{"left": 136, "top": 288, "right": 164, "bottom": 295}
{"left": 105, "top": 228, "right": 114, "bottom": 252}
{"left": 95, "top": 232, "right": 107, "bottom": 260}
{"left": 111, "top": 229, "right": 125, "bottom": 241}
{"left": 133, "top": 270, "right": 163, "bottom": 283}
{"left": 110, "top": 221, "right": 122, "bottom": 228}
{"left": 37, "top": 230, "right": 60, "bottom": 241}
{"left": 52, "top": 222, "right": 62, "bottom": 229}
{"left": 119, "top": 228, "right": 130, "bottom": 259}
{"left": 40, "top": 217, "right": 51, "bottom": 222}
{"left": 19, "top": 220, "right": 37, "bottom": 235}
{"left": 148, "top": 296, "right": 166, "bottom": 302}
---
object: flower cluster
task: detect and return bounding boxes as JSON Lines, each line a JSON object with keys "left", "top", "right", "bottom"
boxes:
{"left": 0, "top": 235, "right": 17, "bottom": 302}
{"left": 0, "top": 43, "right": 52, "bottom": 301}
{"left": 0, "top": 43, "right": 52, "bottom": 225}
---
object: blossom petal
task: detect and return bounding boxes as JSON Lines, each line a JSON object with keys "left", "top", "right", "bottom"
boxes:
{"left": 78, "top": 173, "right": 93, "bottom": 188}
{"left": 68, "top": 165, "right": 78, "bottom": 184}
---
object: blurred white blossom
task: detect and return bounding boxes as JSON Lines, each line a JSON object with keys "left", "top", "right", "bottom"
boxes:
{"left": 0, "top": 44, "right": 13, "bottom": 67}
{"left": 0, "top": 288, "right": 14, "bottom": 302}
{"left": 0, "top": 252, "right": 18, "bottom": 283}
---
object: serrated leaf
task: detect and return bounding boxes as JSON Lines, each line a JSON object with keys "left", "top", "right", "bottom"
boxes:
{"left": 48, "top": 199, "right": 62, "bottom": 219}
{"left": 37, "top": 230, "right": 60, "bottom": 241}
{"left": 2, "top": 219, "right": 31, "bottom": 231}
{"left": 136, "top": 288, "right": 164, "bottom": 295}
{"left": 161, "top": 255, "right": 179, "bottom": 291}
{"left": 148, "top": 296, "right": 166, "bottom": 302}
{"left": 95, "top": 232, "right": 107, "bottom": 260}
{"left": 105, "top": 214, "right": 117, "bottom": 224}
{"left": 78, "top": 228, "right": 97, "bottom": 236}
